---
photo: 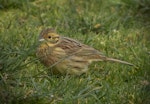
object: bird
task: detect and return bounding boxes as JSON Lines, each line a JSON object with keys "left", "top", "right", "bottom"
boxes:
{"left": 36, "top": 28, "right": 133, "bottom": 75}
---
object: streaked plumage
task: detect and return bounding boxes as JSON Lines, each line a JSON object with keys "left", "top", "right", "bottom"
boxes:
{"left": 36, "top": 28, "right": 133, "bottom": 75}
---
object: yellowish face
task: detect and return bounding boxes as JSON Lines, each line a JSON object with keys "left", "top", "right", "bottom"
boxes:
{"left": 39, "top": 29, "right": 60, "bottom": 46}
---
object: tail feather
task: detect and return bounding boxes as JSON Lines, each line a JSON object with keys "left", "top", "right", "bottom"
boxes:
{"left": 105, "top": 57, "right": 134, "bottom": 66}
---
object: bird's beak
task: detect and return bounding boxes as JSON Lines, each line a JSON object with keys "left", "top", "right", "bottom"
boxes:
{"left": 39, "top": 38, "right": 45, "bottom": 42}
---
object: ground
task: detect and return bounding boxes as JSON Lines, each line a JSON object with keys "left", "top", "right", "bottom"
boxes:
{"left": 0, "top": 0, "right": 150, "bottom": 104}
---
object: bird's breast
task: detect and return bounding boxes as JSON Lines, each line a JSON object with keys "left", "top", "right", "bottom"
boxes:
{"left": 36, "top": 45, "right": 67, "bottom": 66}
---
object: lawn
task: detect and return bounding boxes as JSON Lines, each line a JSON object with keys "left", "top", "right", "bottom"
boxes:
{"left": 0, "top": 0, "right": 150, "bottom": 104}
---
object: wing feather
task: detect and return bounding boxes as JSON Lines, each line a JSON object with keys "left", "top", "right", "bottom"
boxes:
{"left": 56, "top": 36, "right": 106, "bottom": 60}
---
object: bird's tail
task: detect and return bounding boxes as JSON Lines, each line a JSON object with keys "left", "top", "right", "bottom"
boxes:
{"left": 105, "top": 57, "right": 134, "bottom": 66}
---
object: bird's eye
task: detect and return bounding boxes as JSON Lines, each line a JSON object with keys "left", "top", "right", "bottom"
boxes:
{"left": 48, "top": 36, "right": 51, "bottom": 39}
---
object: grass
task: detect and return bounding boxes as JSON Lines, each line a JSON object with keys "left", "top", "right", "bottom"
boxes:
{"left": 0, "top": 0, "right": 150, "bottom": 104}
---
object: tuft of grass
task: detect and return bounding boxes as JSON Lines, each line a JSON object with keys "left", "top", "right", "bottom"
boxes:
{"left": 0, "top": 0, "right": 150, "bottom": 104}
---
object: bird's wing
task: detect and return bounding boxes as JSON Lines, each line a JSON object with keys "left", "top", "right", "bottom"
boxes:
{"left": 56, "top": 37, "right": 106, "bottom": 60}
{"left": 55, "top": 36, "right": 134, "bottom": 65}
{"left": 56, "top": 37, "right": 82, "bottom": 54}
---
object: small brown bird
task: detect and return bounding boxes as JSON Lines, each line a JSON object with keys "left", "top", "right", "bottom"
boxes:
{"left": 36, "top": 28, "right": 133, "bottom": 75}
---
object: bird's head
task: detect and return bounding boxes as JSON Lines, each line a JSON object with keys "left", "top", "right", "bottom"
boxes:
{"left": 39, "top": 28, "right": 60, "bottom": 46}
